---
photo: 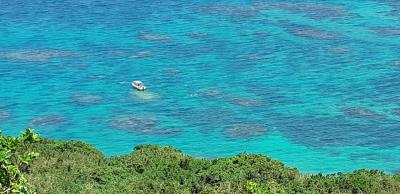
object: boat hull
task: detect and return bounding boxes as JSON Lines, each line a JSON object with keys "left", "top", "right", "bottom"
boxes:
{"left": 132, "top": 83, "right": 146, "bottom": 91}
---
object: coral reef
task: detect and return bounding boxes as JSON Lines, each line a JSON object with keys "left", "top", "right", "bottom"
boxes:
{"left": 71, "top": 94, "right": 103, "bottom": 105}
{"left": 372, "top": 28, "right": 400, "bottom": 36}
{"left": 30, "top": 115, "right": 67, "bottom": 126}
{"left": 343, "top": 107, "right": 381, "bottom": 119}
{"left": 0, "top": 50, "right": 80, "bottom": 62}
{"left": 110, "top": 115, "right": 180, "bottom": 136}
{"left": 195, "top": 5, "right": 259, "bottom": 17}
{"left": 288, "top": 25, "right": 340, "bottom": 40}
{"left": 229, "top": 97, "right": 260, "bottom": 106}
{"left": 0, "top": 111, "right": 10, "bottom": 121}
{"left": 253, "top": 2, "right": 349, "bottom": 20}
{"left": 138, "top": 32, "right": 172, "bottom": 41}
{"left": 224, "top": 124, "right": 267, "bottom": 139}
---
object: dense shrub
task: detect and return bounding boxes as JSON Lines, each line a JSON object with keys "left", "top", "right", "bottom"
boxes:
{"left": 2, "top": 130, "right": 400, "bottom": 193}
{"left": 0, "top": 129, "right": 40, "bottom": 193}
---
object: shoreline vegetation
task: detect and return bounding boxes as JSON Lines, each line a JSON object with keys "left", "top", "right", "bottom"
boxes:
{"left": 1, "top": 130, "right": 400, "bottom": 193}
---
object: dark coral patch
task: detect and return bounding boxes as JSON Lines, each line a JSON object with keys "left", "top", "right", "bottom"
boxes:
{"left": 151, "top": 128, "right": 181, "bottom": 136}
{"left": 195, "top": 5, "right": 259, "bottom": 17}
{"left": 288, "top": 25, "right": 340, "bottom": 40}
{"left": 229, "top": 97, "right": 260, "bottom": 107}
{"left": 161, "top": 68, "right": 180, "bottom": 76}
{"left": 71, "top": 94, "right": 103, "bottom": 105}
{"left": 343, "top": 107, "right": 382, "bottom": 119}
{"left": 388, "top": 60, "right": 400, "bottom": 68}
{"left": 327, "top": 47, "right": 351, "bottom": 54}
{"left": 236, "top": 53, "right": 269, "bottom": 62}
{"left": 30, "top": 115, "right": 67, "bottom": 127}
{"left": 272, "top": 115, "right": 379, "bottom": 148}
{"left": 186, "top": 32, "right": 209, "bottom": 38}
{"left": 372, "top": 28, "right": 400, "bottom": 36}
{"left": 138, "top": 32, "right": 172, "bottom": 41}
{"left": 372, "top": 72, "right": 400, "bottom": 99}
{"left": 253, "top": 31, "right": 270, "bottom": 37}
{"left": 108, "top": 50, "right": 153, "bottom": 58}
{"left": 349, "top": 152, "right": 397, "bottom": 164}
{"left": 393, "top": 108, "right": 400, "bottom": 116}
{"left": 0, "top": 50, "right": 80, "bottom": 62}
{"left": 110, "top": 115, "right": 179, "bottom": 136}
{"left": 199, "top": 89, "right": 222, "bottom": 98}
{"left": 110, "top": 115, "right": 159, "bottom": 131}
{"left": 0, "top": 111, "right": 10, "bottom": 121}
{"left": 175, "top": 108, "right": 236, "bottom": 132}
{"left": 253, "top": 2, "right": 349, "bottom": 20}
{"left": 87, "top": 75, "right": 108, "bottom": 80}
{"left": 224, "top": 124, "right": 267, "bottom": 139}
{"left": 387, "top": 7, "right": 400, "bottom": 18}
{"left": 131, "top": 51, "right": 153, "bottom": 58}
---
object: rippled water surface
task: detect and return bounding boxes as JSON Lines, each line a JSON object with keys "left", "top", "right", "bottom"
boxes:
{"left": 1, "top": 0, "right": 400, "bottom": 173}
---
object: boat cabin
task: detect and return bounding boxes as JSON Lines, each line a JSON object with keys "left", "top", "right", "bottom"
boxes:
{"left": 132, "top": 80, "right": 146, "bottom": 91}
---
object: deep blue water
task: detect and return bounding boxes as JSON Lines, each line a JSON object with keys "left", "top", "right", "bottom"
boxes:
{"left": 1, "top": 0, "right": 400, "bottom": 173}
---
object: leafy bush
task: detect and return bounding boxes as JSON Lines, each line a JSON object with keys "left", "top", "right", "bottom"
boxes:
{"left": 0, "top": 129, "right": 40, "bottom": 193}
{"left": 2, "top": 130, "right": 400, "bottom": 193}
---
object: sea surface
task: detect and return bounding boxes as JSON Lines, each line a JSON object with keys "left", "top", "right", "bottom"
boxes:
{"left": 1, "top": 0, "right": 400, "bottom": 174}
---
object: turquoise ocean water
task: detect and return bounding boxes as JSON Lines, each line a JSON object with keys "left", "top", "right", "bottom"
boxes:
{"left": 1, "top": 0, "right": 400, "bottom": 173}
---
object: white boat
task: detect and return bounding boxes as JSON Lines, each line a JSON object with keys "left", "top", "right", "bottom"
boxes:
{"left": 132, "top": 80, "right": 146, "bottom": 91}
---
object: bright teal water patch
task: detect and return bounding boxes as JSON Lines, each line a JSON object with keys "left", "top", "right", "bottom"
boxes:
{"left": 1, "top": 0, "right": 400, "bottom": 174}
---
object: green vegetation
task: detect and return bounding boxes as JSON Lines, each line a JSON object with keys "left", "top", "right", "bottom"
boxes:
{"left": 1, "top": 130, "right": 400, "bottom": 193}
{"left": 0, "top": 129, "right": 40, "bottom": 193}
